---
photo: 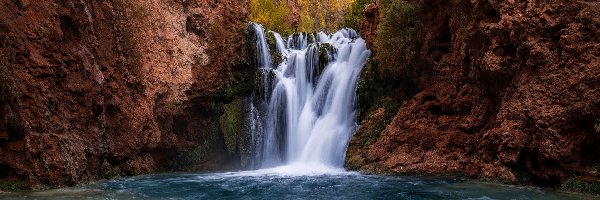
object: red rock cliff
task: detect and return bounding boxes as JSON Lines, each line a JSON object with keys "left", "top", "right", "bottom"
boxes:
{"left": 349, "top": 0, "right": 600, "bottom": 188}
{"left": 0, "top": 0, "right": 250, "bottom": 188}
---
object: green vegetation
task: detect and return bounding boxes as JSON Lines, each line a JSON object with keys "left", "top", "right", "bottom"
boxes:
{"left": 357, "top": 60, "right": 400, "bottom": 118}
{"left": 318, "top": 43, "right": 334, "bottom": 70}
{"left": 296, "top": 0, "right": 350, "bottom": 33}
{"left": 357, "top": 118, "right": 384, "bottom": 148}
{"left": 346, "top": 58, "right": 404, "bottom": 172}
{"left": 0, "top": 179, "right": 26, "bottom": 191}
{"left": 211, "top": 25, "right": 257, "bottom": 101}
{"left": 177, "top": 147, "right": 209, "bottom": 168}
{"left": 220, "top": 98, "right": 243, "bottom": 154}
{"left": 355, "top": 0, "right": 422, "bottom": 118}
{"left": 561, "top": 178, "right": 600, "bottom": 194}
{"left": 99, "top": 159, "right": 124, "bottom": 179}
{"left": 249, "top": 0, "right": 352, "bottom": 34}
{"left": 354, "top": 0, "right": 422, "bottom": 122}
{"left": 177, "top": 121, "right": 221, "bottom": 168}
{"left": 265, "top": 32, "right": 284, "bottom": 65}
{"left": 374, "top": 0, "right": 421, "bottom": 79}
{"left": 219, "top": 75, "right": 254, "bottom": 101}
{"left": 249, "top": 0, "right": 294, "bottom": 35}
{"left": 343, "top": 0, "right": 373, "bottom": 30}
{"left": 347, "top": 0, "right": 423, "bottom": 173}
{"left": 513, "top": 171, "right": 530, "bottom": 184}
{"left": 356, "top": 96, "right": 400, "bottom": 148}
{"left": 355, "top": 61, "right": 400, "bottom": 147}
{"left": 594, "top": 119, "right": 600, "bottom": 133}
{"left": 357, "top": 60, "right": 379, "bottom": 114}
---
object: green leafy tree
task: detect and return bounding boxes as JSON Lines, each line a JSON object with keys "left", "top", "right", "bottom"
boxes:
{"left": 374, "top": 0, "right": 420, "bottom": 79}
{"left": 249, "top": 0, "right": 293, "bottom": 34}
{"left": 343, "top": 0, "right": 373, "bottom": 30}
{"left": 249, "top": 0, "right": 353, "bottom": 34}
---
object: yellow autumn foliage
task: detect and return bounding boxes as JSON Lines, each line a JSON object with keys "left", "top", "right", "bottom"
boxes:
{"left": 249, "top": 0, "right": 354, "bottom": 34}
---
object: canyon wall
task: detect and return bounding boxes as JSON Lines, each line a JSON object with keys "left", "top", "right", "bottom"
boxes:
{"left": 1, "top": 0, "right": 598, "bottom": 192}
{"left": 0, "top": 0, "right": 251, "bottom": 188}
{"left": 347, "top": 0, "right": 600, "bottom": 190}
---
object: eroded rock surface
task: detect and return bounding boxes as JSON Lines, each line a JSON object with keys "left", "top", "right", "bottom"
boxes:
{"left": 0, "top": 0, "right": 250, "bottom": 187}
{"left": 350, "top": 0, "right": 600, "bottom": 187}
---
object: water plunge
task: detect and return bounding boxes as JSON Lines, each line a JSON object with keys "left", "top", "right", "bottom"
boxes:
{"left": 249, "top": 23, "right": 371, "bottom": 171}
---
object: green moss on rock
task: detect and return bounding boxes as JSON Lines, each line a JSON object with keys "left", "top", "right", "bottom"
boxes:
{"left": 346, "top": 0, "right": 426, "bottom": 175}
{"left": 317, "top": 43, "right": 334, "bottom": 71}
{"left": 220, "top": 98, "right": 243, "bottom": 154}
{"left": 561, "top": 178, "right": 600, "bottom": 194}
{"left": 0, "top": 179, "right": 26, "bottom": 191}
{"left": 99, "top": 159, "right": 123, "bottom": 179}
{"left": 265, "top": 31, "right": 283, "bottom": 65}
{"left": 347, "top": 58, "right": 410, "bottom": 173}
{"left": 356, "top": 59, "right": 401, "bottom": 118}
{"left": 265, "top": 31, "right": 277, "bottom": 50}
{"left": 211, "top": 24, "right": 258, "bottom": 102}
{"left": 176, "top": 121, "right": 221, "bottom": 169}
{"left": 346, "top": 59, "right": 401, "bottom": 171}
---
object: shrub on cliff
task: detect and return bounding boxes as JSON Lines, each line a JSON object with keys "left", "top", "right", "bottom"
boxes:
{"left": 374, "top": 0, "right": 420, "bottom": 80}
{"left": 343, "top": 0, "right": 373, "bottom": 30}
{"left": 355, "top": 0, "right": 421, "bottom": 118}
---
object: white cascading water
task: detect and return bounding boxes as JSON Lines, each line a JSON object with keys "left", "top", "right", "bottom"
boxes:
{"left": 250, "top": 23, "right": 370, "bottom": 172}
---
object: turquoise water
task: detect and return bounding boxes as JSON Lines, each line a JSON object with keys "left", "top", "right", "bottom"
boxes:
{"left": 0, "top": 167, "right": 594, "bottom": 200}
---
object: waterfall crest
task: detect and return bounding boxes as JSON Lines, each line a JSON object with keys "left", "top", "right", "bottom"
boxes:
{"left": 249, "top": 23, "right": 370, "bottom": 171}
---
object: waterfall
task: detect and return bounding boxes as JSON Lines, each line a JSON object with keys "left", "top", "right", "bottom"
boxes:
{"left": 249, "top": 23, "right": 370, "bottom": 170}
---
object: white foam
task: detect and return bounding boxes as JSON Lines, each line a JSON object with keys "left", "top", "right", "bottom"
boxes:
{"left": 250, "top": 23, "right": 370, "bottom": 169}
{"left": 200, "top": 164, "right": 357, "bottom": 179}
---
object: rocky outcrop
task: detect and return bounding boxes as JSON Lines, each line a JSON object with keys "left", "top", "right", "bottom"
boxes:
{"left": 0, "top": 0, "right": 250, "bottom": 188}
{"left": 360, "top": 1, "right": 379, "bottom": 49}
{"left": 349, "top": 0, "right": 600, "bottom": 188}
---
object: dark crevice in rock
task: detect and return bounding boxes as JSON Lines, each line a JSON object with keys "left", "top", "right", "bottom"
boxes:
{"left": 59, "top": 15, "right": 81, "bottom": 41}
{"left": 475, "top": 0, "right": 500, "bottom": 23}
{"left": 436, "top": 16, "right": 452, "bottom": 54}
{"left": 428, "top": 104, "right": 443, "bottom": 116}
{"left": 186, "top": 14, "right": 205, "bottom": 36}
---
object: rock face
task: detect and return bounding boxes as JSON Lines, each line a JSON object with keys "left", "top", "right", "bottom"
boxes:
{"left": 359, "top": 0, "right": 379, "bottom": 50}
{"left": 0, "top": 0, "right": 250, "bottom": 187}
{"left": 351, "top": 0, "right": 600, "bottom": 187}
